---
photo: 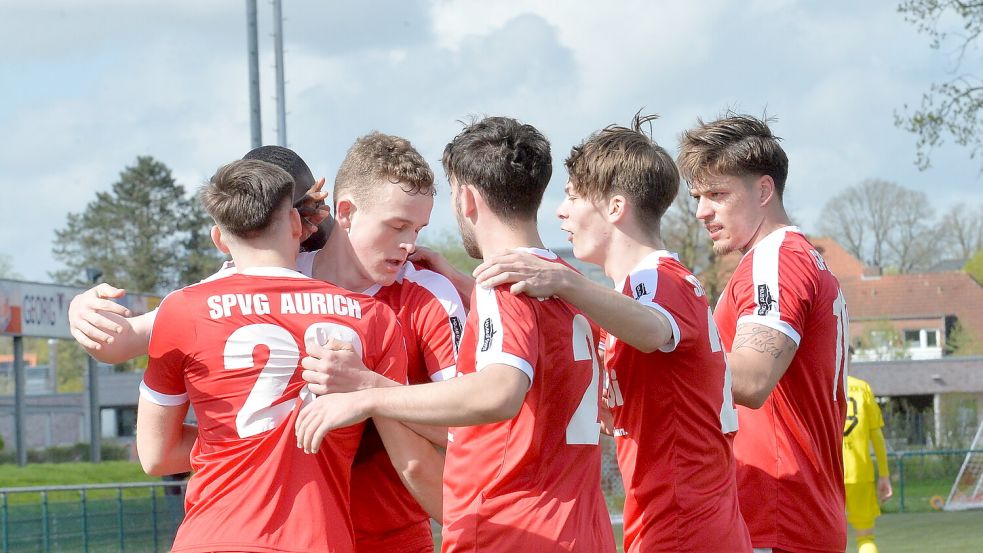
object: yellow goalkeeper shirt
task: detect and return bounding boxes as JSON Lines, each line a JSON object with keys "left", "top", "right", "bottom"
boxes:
{"left": 843, "top": 376, "right": 888, "bottom": 483}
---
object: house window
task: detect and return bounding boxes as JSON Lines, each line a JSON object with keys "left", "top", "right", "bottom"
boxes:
{"left": 116, "top": 407, "right": 137, "bottom": 438}
{"left": 904, "top": 330, "right": 921, "bottom": 347}
{"left": 903, "top": 329, "right": 941, "bottom": 349}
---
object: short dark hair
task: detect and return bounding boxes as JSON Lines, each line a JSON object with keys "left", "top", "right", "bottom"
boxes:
{"left": 442, "top": 116, "right": 552, "bottom": 222}
{"left": 242, "top": 145, "right": 315, "bottom": 202}
{"left": 677, "top": 113, "right": 788, "bottom": 196}
{"left": 566, "top": 113, "right": 679, "bottom": 233}
{"left": 243, "top": 145, "right": 329, "bottom": 251}
{"left": 200, "top": 159, "right": 294, "bottom": 238}
{"left": 334, "top": 132, "right": 435, "bottom": 206}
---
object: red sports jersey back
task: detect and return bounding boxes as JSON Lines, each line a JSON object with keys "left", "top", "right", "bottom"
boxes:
{"left": 441, "top": 249, "right": 615, "bottom": 553}
{"left": 604, "top": 251, "right": 750, "bottom": 552}
{"left": 142, "top": 268, "right": 407, "bottom": 553}
{"left": 714, "top": 227, "right": 848, "bottom": 553}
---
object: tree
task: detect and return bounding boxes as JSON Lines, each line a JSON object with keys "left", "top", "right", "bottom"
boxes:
{"left": 896, "top": 0, "right": 983, "bottom": 170}
{"left": 50, "top": 156, "right": 223, "bottom": 294}
{"left": 0, "top": 254, "right": 21, "bottom": 279}
{"left": 965, "top": 248, "right": 983, "bottom": 283}
{"left": 818, "top": 179, "right": 940, "bottom": 272}
{"left": 938, "top": 204, "right": 983, "bottom": 259}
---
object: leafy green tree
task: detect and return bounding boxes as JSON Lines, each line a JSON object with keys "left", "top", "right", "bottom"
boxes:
{"left": 896, "top": 0, "right": 983, "bottom": 170}
{"left": 964, "top": 248, "right": 983, "bottom": 284}
{"left": 51, "top": 156, "right": 223, "bottom": 294}
{"left": 945, "top": 318, "right": 983, "bottom": 356}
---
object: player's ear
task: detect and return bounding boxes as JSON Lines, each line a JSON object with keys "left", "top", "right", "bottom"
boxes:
{"left": 459, "top": 184, "right": 478, "bottom": 219}
{"left": 606, "top": 194, "right": 626, "bottom": 223}
{"left": 210, "top": 225, "right": 231, "bottom": 255}
{"left": 335, "top": 197, "right": 356, "bottom": 233}
{"left": 288, "top": 207, "right": 303, "bottom": 239}
{"left": 756, "top": 174, "right": 776, "bottom": 207}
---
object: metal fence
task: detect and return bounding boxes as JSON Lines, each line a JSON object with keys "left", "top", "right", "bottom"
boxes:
{"left": 886, "top": 449, "right": 983, "bottom": 513}
{"left": 1, "top": 449, "right": 981, "bottom": 550}
{"left": 0, "top": 481, "right": 186, "bottom": 553}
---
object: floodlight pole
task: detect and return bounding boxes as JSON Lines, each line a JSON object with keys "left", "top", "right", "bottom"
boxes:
{"left": 13, "top": 336, "right": 26, "bottom": 466}
{"left": 273, "top": 0, "right": 287, "bottom": 146}
{"left": 85, "top": 268, "right": 103, "bottom": 463}
{"left": 247, "top": 0, "right": 262, "bottom": 149}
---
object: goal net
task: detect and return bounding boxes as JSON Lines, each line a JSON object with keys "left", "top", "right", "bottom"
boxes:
{"left": 945, "top": 420, "right": 983, "bottom": 511}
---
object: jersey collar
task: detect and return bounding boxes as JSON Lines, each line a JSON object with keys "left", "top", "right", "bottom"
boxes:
{"left": 238, "top": 266, "right": 308, "bottom": 279}
{"left": 513, "top": 246, "right": 557, "bottom": 260}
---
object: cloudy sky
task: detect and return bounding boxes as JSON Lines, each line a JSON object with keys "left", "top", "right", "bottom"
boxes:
{"left": 2, "top": 0, "right": 981, "bottom": 283}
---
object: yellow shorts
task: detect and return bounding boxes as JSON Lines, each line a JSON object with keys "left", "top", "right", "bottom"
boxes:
{"left": 845, "top": 481, "right": 881, "bottom": 529}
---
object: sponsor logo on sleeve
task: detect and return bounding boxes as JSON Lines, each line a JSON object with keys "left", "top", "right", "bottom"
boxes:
{"left": 633, "top": 282, "right": 648, "bottom": 300}
{"left": 449, "top": 316, "right": 463, "bottom": 347}
{"left": 480, "top": 317, "right": 496, "bottom": 352}
{"left": 756, "top": 284, "right": 776, "bottom": 316}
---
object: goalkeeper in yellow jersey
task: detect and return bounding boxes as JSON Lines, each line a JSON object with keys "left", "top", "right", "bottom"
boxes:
{"left": 843, "top": 376, "right": 893, "bottom": 553}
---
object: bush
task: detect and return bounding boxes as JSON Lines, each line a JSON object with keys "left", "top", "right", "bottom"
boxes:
{"left": 0, "top": 441, "right": 130, "bottom": 464}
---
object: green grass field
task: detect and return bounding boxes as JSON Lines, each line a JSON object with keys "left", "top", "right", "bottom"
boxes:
{"left": 432, "top": 511, "right": 983, "bottom": 553}
{"left": 845, "top": 510, "right": 983, "bottom": 552}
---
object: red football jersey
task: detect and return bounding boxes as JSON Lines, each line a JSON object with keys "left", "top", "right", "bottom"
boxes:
{"left": 350, "top": 262, "right": 465, "bottom": 553}
{"left": 441, "top": 249, "right": 616, "bottom": 553}
{"left": 604, "top": 251, "right": 750, "bottom": 553}
{"left": 714, "top": 227, "right": 848, "bottom": 553}
{"left": 141, "top": 267, "right": 407, "bottom": 553}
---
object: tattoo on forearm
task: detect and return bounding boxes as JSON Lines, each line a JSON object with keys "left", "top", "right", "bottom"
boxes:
{"left": 733, "top": 325, "right": 797, "bottom": 359}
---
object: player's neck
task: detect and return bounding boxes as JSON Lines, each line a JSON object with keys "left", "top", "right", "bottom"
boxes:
{"left": 476, "top": 218, "right": 546, "bottom": 259}
{"left": 227, "top": 243, "right": 299, "bottom": 272}
{"left": 310, "top": 222, "right": 375, "bottom": 292}
{"left": 602, "top": 226, "right": 667, "bottom": 284}
{"left": 740, "top": 205, "right": 793, "bottom": 254}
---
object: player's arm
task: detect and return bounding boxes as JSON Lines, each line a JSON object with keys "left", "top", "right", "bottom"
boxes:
{"left": 373, "top": 418, "right": 444, "bottom": 522}
{"left": 727, "top": 322, "right": 798, "bottom": 408}
{"left": 296, "top": 364, "right": 528, "bottom": 453}
{"left": 135, "top": 397, "right": 196, "bottom": 476}
{"left": 474, "top": 251, "right": 673, "bottom": 352}
{"left": 69, "top": 284, "right": 155, "bottom": 363}
{"left": 871, "top": 427, "right": 893, "bottom": 501}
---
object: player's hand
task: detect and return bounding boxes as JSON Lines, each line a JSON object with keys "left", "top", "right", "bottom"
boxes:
{"left": 295, "top": 177, "right": 332, "bottom": 238}
{"left": 877, "top": 475, "right": 893, "bottom": 502}
{"left": 295, "top": 391, "right": 370, "bottom": 454}
{"left": 407, "top": 245, "right": 452, "bottom": 275}
{"left": 68, "top": 284, "right": 132, "bottom": 350}
{"left": 302, "top": 338, "right": 389, "bottom": 394}
{"left": 473, "top": 251, "right": 570, "bottom": 298}
{"left": 599, "top": 404, "right": 615, "bottom": 437}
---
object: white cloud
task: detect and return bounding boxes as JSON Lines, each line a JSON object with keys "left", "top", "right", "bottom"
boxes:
{"left": 2, "top": 1, "right": 982, "bottom": 282}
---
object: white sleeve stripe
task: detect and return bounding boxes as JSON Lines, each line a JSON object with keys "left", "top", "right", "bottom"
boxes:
{"left": 139, "top": 381, "right": 188, "bottom": 406}
{"left": 431, "top": 366, "right": 458, "bottom": 382}
{"left": 650, "top": 303, "right": 681, "bottom": 353}
{"left": 750, "top": 227, "right": 789, "bottom": 327}
{"left": 737, "top": 314, "right": 802, "bottom": 346}
{"left": 476, "top": 353, "right": 534, "bottom": 387}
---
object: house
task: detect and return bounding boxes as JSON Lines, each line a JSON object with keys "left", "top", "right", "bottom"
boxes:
{"left": 811, "top": 237, "right": 983, "bottom": 445}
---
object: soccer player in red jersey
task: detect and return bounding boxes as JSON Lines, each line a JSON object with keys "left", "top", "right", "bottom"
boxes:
{"left": 471, "top": 114, "right": 751, "bottom": 553}
{"left": 301, "top": 133, "right": 463, "bottom": 553}
{"left": 296, "top": 116, "right": 616, "bottom": 553}
{"left": 69, "top": 140, "right": 462, "bottom": 553}
{"left": 137, "top": 159, "right": 409, "bottom": 552}
{"left": 678, "top": 114, "right": 849, "bottom": 553}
